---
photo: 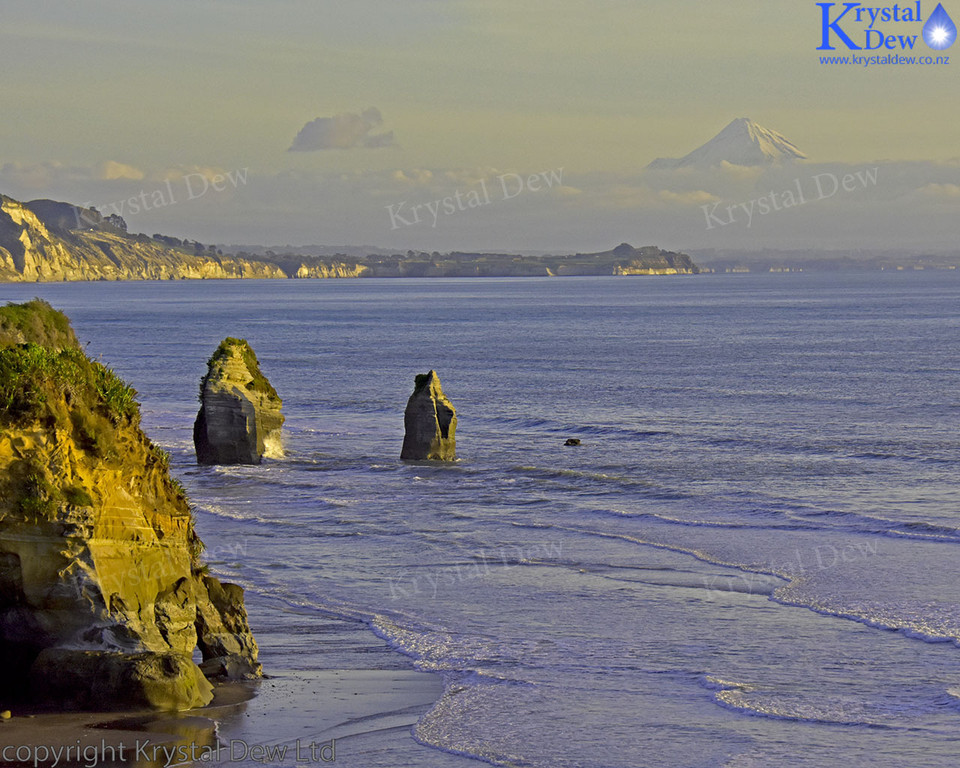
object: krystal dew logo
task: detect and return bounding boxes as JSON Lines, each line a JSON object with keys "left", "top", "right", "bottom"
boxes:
{"left": 817, "top": 2, "right": 956, "bottom": 51}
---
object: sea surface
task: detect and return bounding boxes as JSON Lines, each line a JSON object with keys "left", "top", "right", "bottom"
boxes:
{"left": 5, "top": 272, "right": 960, "bottom": 768}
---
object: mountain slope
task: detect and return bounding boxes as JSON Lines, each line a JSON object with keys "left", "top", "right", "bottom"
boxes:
{"left": 648, "top": 118, "right": 807, "bottom": 169}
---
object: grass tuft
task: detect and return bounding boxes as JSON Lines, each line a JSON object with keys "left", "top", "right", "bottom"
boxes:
{"left": 199, "top": 337, "right": 278, "bottom": 401}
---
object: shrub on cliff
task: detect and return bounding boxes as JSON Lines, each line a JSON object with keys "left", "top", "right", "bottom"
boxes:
{"left": 200, "top": 337, "right": 278, "bottom": 400}
{"left": 0, "top": 299, "right": 79, "bottom": 349}
{"left": 0, "top": 301, "right": 261, "bottom": 710}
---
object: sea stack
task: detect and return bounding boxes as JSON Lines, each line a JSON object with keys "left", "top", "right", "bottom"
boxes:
{"left": 0, "top": 301, "right": 261, "bottom": 712}
{"left": 194, "top": 337, "right": 284, "bottom": 465}
{"left": 400, "top": 370, "right": 457, "bottom": 461}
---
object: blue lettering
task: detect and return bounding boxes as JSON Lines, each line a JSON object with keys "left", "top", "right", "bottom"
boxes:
{"left": 817, "top": 3, "right": 863, "bottom": 50}
{"left": 865, "top": 29, "right": 886, "bottom": 48}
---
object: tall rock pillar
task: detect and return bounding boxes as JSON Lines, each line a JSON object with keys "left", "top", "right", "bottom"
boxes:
{"left": 400, "top": 370, "right": 457, "bottom": 461}
{"left": 194, "top": 338, "right": 284, "bottom": 465}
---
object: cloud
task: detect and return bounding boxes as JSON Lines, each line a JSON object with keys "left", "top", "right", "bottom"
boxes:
{"left": 158, "top": 164, "right": 229, "bottom": 183}
{"left": 392, "top": 168, "right": 435, "bottom": 185}
{"left": 658, "top": 189, "right": 720, "bottom": 205}
{"left": 914, "top": 182, "right": 960, "bottom": 199}
{"left": 0, "top": 159, "right": 144, "bottom": 189}
{"left": 717, "top": 161, "right": 766, "bottom": 180}
{"left": 288, "top": 107, "right": 396, "bottom": 151}
{"left": 96, "top": 160, "right": 144, "bottom": 181}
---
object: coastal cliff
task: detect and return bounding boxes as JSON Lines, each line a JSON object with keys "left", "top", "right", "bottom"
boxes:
{"left": 0, "top": 301, "right": 260, "bottom": 711}
{"left": 0, "top": 193, "right": 700, "bottom": 282}
{"left": 0, "top": 195, "right": 285, "bottom": 282}
{"left": 350, "top": 243, "right": 699, "bottom": 277}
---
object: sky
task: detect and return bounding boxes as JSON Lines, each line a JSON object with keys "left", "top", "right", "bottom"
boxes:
{"left": 1, "top": 0, "right": 958, "bottom": 252}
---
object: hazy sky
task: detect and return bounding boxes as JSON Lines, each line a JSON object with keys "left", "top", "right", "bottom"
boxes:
{"left": 2, "top": 0, "right": 958, "bottom": 251}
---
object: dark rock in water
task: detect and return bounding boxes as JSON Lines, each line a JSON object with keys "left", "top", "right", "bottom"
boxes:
{"left": 0, "top": 302, "right": 261, "bottom": 712}
{"left": 400, "top": 370, "right": 457, "bottom": 461}
{"left": 194, "top": 338, "right": 284, "bottom": 465}
{"left": 564, "top": 438, "right": 582, "bottom": 446}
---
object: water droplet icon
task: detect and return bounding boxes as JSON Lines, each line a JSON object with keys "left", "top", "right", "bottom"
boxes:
{"left": 922, "top": 3, "right": 956, "bottom": 50}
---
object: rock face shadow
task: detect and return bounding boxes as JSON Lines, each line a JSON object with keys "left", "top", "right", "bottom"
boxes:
{"left": 400, "top": 370, "right": 457, "bottom": 462}
{"left": 0, "top": 302, "right": 261, "bottom": 714}
{"left": 193, "top": 338, "right": 284, "bottom": 466}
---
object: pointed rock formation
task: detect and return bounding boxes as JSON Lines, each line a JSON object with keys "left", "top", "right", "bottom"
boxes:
{"left": 0, "top": 301, "right": 261, "bottom": 712}
{"left": 400, "top": 371, "right": 457, "bottom": 461}
{"left": 194, "top": 338, "right": 284, "bottom": 465}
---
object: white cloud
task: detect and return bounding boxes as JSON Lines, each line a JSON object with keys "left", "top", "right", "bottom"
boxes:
{"left": 392, "top": 169, "right": 434, "bottom": 185}
{"left": 158, "top": 165, "right": 229, "bottom": 183}
{"left": 658, "top": 189, "right": 720, "bottom": 206}
{"left": 0, "top": 159, "right": 144, "bottom": 189}
{"left": 288, "top": 107, "right": 396, "bottom": 151}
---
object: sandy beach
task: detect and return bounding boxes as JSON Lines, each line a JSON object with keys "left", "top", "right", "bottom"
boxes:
{"left": 0, "top": 604, "right": 461, "bottom": 768}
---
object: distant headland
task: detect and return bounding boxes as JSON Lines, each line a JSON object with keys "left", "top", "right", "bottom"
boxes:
{"left": 0, "top": 193, "right": 699, "bottom": 283}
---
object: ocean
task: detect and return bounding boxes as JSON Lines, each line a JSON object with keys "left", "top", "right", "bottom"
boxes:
{"left": 4, "top": 272, "right": 960, "bottom": 767}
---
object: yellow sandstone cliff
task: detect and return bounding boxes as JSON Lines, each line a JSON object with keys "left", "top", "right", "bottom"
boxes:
{"left": 0, "top": 301, "right": 260, "bottom": 712}
{"left": 0, "top": 195, "right": 286, "bottom": 282}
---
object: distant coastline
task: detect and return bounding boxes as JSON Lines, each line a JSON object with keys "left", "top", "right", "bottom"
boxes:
{"left": 692, "top": 248, "right": 960, "bottom": 274}
{"left": 7, "top": 192, "right": 956, "bottom": 284}
{"left": 1, "top": 194, "right": 698, "bottom": 283}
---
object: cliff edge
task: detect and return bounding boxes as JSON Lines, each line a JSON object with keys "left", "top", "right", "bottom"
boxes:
{"left": 0, "top": 195, "right": 286, "bottom": 282}
{"left": 0, "top": 301, "right": 260, "bottom": 712}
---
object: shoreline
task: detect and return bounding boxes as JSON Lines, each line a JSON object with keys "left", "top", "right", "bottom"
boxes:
{"left": 1, "top": 596, "right": 461, "bottom": 768}
{"left": 0, "top": 682, "right": 253, "bottom": 768}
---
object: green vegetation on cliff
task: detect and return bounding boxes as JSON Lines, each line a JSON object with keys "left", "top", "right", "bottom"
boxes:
{"left": 0, "top": 301, "right": 260, "bottom": 709}
{"left": 0, "top": 301, "right": 184, "bottom": 525}
{"left": 201, "top": 337, "right": 278, "bottom": 400}
{"left": 0, "top": 298, "right": 79, "bottom": 349}
{"left": 0, "top": 302, "right": 140, "bottom": 463}
{"left": 0, "top": 344, "right": 137, "bottom": 427}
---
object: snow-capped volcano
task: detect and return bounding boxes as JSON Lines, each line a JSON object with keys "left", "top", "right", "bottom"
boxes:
{"left": 648, "top": 118, "right": 807, "bottom": 169}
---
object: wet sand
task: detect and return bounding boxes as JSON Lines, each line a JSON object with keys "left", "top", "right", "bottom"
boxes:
{"left": 0, "top": 603, "right": 462, "bottom": 768}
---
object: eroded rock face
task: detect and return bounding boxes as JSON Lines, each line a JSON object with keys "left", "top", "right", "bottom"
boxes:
{"left": 193, "top": 338, "right": 284, "bottom": 465}
{"left": 400, "top": 370, "right": 457, "bottom": 461}
{"left": 29, "top": 649, "right": 214, "bottom": 712}
{"left": 0, "top": 195, "right": 288, "bottom": 283}
{"left": 0, "top": 301, "right": 261, "bottom": 712}
{"left": 195, "top": 575, "right": 261, "bottom": 680}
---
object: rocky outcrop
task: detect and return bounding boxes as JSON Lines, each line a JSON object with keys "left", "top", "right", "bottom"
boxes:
{"left": 194, "top": 575, "right": 261, "bottom": 679}
{"left": 400, "top": 371, "right": 457, "bottom": 461}
{"left": 571, "top": 243, "right": 699, "bottom": 275}
{"left": 194, "top": 338, "right": 284, "bottom": 465}
{"left": 0, "top": 301, "right": 260, "bottom": 712}
{"left": 29, "top": 649, "right": 214, "bottom": 712}
{"left": 0, "top": 195, "right": 286, "bottom": 283}
{"left": 291, "top": 262, "right": 369, "bottom": 278}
